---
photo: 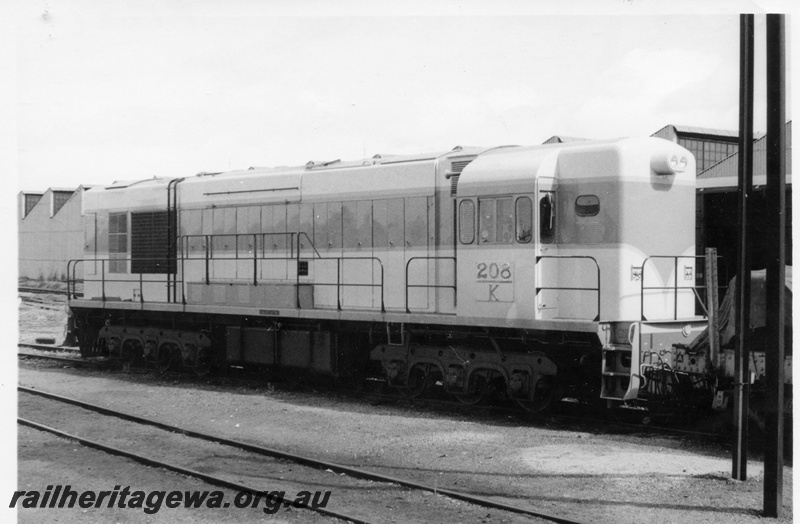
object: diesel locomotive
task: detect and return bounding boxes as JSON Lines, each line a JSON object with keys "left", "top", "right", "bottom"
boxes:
{"left": 67, "top": 137, "right": 726, "bottom": 411}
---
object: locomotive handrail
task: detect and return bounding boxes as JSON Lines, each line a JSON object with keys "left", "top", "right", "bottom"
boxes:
{"left": 66, "top": 257, "right": 180, "bottom": 304}
{"left": 297, "top": 232, "right": 322, "bottom": 259}
{"left": 638, "top": 254, "right": 726, "bottom": 321}
{"left": 68, "top": 252, "right": 386, "bottom": 312}
{"left": 70, "top": 230, "right": 394, "bottom": 314}
{"left": 295, "top": 256, "right": 386, "bottom": 312}
{"left": 535, "top": 255, "right": 601, "bottom": 321}
{"left": 180, "top": 232, "right": 299, "bottom": 287}
{"left": 404, "top": 256, "right": 456, "bottom": 314}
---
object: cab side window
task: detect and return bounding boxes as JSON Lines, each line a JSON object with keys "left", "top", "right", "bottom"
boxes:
{"left": 515, "top": 197, "right": 532, "bottom": 243}
{"left": 539, "top": 193, "right": 555, "bottom": 243}
{"left": 478, "top": 198, "right": 495, "bottom": 243}
{"left": 458, "top": 200, "right": 475, "bottom": 244}
{"left": 478, "top": 197, "right": 513, "bottom": 244}
{"left": 496, "top": 198, "right": 513, "bottom": 243}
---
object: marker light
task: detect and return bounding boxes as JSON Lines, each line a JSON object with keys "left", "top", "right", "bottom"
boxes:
{"left": 651, "top": 152, "right": 689, "bottom": 175}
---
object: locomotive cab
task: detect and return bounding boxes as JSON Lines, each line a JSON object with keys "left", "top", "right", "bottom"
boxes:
{"left": 454, "top": 137, "right": 700, "bottom": 324}
{"left": 454, "top": 138, "right": 707, "bottom": 404}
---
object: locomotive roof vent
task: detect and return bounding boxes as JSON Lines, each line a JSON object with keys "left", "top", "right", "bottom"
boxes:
{"left": 306, "top": 159, "right": 341, "bottom": 169}
{"left": 651, "top": 152, "right": 689, "bottom": 175}
{"left": 447, "top": 159, "right": 473, "bottom": 196}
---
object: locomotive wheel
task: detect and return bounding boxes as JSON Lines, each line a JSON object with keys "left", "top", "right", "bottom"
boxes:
{"left": 454, "top": 371, "right": 490, "bottom": 405}
{"left": 120, "top": 340, "right": 143, "bottom": 372}
{"left": 193, "top": 348, "right": 212, "bottom": 377}
{"left": 155, "top": 344, "right": 175, "bottom": 373}
{"left": 516, "top": 375, "right": 557, "bottom": 413}
{"left": 398, "top": 364, "right": 429, "bottom": 398}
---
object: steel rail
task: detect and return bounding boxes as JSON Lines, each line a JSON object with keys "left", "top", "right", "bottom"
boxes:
{"left": 17, "top": 417, "right": 370, "bottom": 524}
{"left": 17, "top": 349, "right": 725, "bottom": 440}
{"left": 17, "top": 346, "right": 725, "bottom": 441}
{"left": 18, "top": 343, "right": 79, "bottom": 353}
{"left": 18, "top": 352, "right": 107, "bottom": 367}
{"left": 19, "top": 386, "right": 583, "bottom": 524}
{"left": 18, "top": 286, "right": 70, "bottom": 296}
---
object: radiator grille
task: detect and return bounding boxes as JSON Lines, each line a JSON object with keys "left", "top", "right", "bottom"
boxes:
{"left": 449, "top": 160, "right": 472, "bottom": 196}
{"left": 450, "top": 175, "right": 460, "bottom": 196}
{"left": 451, "top": 160, "right": 472, "bottom": 173}
{"left": 131, "top": 211, "right": 175, "bottom": 274}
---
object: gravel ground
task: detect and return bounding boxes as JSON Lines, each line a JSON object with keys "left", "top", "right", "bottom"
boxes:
{"left": 15, "top": 284, "right": 794, "bottom": 523}
{"left": 18, "top": 390, "right": 546, "bottom": 523}
{"left": 16, "top": 424, "right": 340, "bottom": 523}
{"left": 17, "top": 360, "right": 793, "bottom": 523}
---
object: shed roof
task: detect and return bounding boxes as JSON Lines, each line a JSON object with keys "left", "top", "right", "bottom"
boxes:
{"left": 696, "top": 121, "right": 792, "bottom": 190}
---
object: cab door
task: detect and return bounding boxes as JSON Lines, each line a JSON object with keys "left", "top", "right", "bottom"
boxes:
{"left": 535, "top": 177, "right": 558, "bottom": 319}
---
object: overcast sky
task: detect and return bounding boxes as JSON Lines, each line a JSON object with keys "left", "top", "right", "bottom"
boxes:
{"left": 6, "top": 0, "right": 794, "bottom": 191}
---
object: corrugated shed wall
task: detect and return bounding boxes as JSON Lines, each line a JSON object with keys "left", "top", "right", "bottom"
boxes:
{"left": 698, "top": 121, "right": 792, "bottom": 180}
{"left": 18, "top": 189, "right": 84, "bottom": 281}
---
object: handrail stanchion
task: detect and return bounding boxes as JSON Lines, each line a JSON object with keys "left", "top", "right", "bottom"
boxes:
{"left": 405, "top": 258, "right": 411, "bottom": 313}
{"left": 181, "top": 237, "right": 187, "bottom": 305}
{"left": 595, "top": 262, "right": 601, "bottom": 322}
{"left": 253, "top": 233, "right": 258, "bottom": 286}
{"left": 296, "top": 238, "right": 301, "bottom": 309}
{"left": 101, "top": 260, "right": 106, "bottom": 302}
{"left": 404, "top": 256, "right": 457, "bottom": 314}
{"left": 337, "top": 258, "right": 341, "bottom": 310}
{"left": 674, "top": 257, "right": 679, "bottom": 320}
{"left": 205, "top": 235, "right": 210, "bottom": 285}
{"left": 140, "top": 271, "right": 144, "bottom": 304}
{"left": 641, "top": 260, "right": 646, "bottom": 321}
{"left": 380, "top": 263, "right": 385, "bottom": 312}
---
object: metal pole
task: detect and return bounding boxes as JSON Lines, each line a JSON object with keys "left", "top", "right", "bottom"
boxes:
{"left": 732, "top": 13, "right": 754, "bottom": 482}
{"left": 704, "top": 249, "right": 721, "bottom": 366}
{"left": 763, "top": 13, "right": 786, "bottom": 518}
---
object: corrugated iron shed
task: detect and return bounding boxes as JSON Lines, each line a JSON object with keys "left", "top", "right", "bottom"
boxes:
{"left": 697, "top": 121, "right": 792, "bottom": 189}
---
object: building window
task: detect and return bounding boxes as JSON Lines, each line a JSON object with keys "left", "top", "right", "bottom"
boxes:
{"left": 459, "top": 200, "right": 475, "bottom": 244}
{"left": 52, "top": 191, "right": 72, "bottom": 215}
{"left": 108, "top": 212, "right": 128, "bottom": 273}
{"left": 24, "top": 194, "right": 42, "bottom": 217}
{"left": 515, "top": 197, "right": 532, "bottom": 243}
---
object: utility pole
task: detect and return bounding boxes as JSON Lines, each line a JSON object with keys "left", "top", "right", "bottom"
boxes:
{"left": 763, "top": 13, "right": 786, "bottom": 518}
{"left": 732, "top": 13, "right": 754, "bottom": 482}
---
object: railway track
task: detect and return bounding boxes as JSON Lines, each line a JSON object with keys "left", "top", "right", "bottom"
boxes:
{"left": 19, "top": 295, "right": 64, "bottom": 311}
{"left": 19, "top": 343, "right": 79, "bottom": 353}
{"left": 19, "top": 386, "right": 582, "bottom": 524}
{"left": 18, "top": 418, "right": 370, "bottom": 524}
{"left": 18, "top": 286, "right": 75, "bottom": 296}
{"left": 18, "top": 351, "right": 107, "bottom": 369}
{"left": 17, "top": 345, "right": 728, "bottom": 442}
